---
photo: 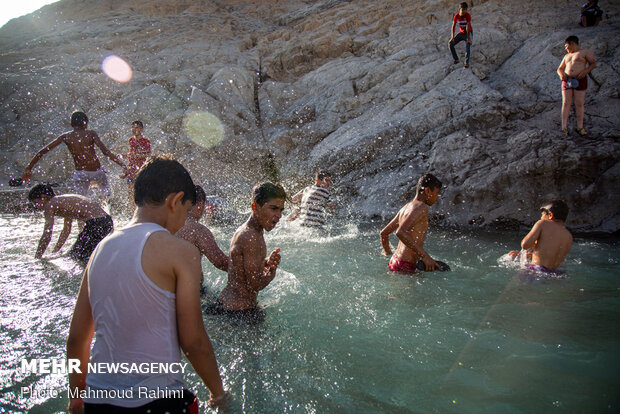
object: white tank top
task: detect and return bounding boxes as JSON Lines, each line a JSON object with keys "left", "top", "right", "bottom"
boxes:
{"left": 85, "top": 222, "right": 184, "bottom": 407}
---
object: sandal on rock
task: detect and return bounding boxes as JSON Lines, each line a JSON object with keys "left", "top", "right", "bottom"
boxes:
{"left": 562, "top": 128, "right": 569, "bottom": 135}
{"left": 576, "top": 128, "right": 588, "bottom": 136}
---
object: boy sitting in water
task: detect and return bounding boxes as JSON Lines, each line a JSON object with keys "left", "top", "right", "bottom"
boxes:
{"left": 380, "top": 173, "right": 443, "bottom": 273}
{"left": 66, "top": 156, "right": 228, "bottom": 413}
{"left": 176, "top": 185, "right": 229, "bottom": 292}
{"left": 28, "top": 184, "right": 113, "bottom": 263}
{"left": 508, "top": 200, "right": 573, "bottom": 272}
{"left": 22, "top": 111, "right": 127, "bottom": 196}
{"left": 217, "top": 182, "right": 286, "bottom": 312}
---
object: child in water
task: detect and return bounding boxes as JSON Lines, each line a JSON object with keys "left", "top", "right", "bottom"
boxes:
{"left": 508, "top": 200, "right": 573, "bottom": 272}
{"left": 380, "top": 173, "right": 445, "bottom": 273}
{"left": 28, "top": 184, "right": 113, "bottom": 263}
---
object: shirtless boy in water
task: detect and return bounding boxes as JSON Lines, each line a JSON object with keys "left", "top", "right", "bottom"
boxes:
{"left": 22, "top": 111, "right": 126, "bottom": 196}
{"left": 28, "top": 184, "right": 113, "bottom": 263}
{"left": 217, "top": 182, "right": 286, "bottom": 311}
{"left": 176, "top": 185, "right": 229, "bottom": 291}
{"left": 557, "top": 35, "right": 596, "bottom": 136}
{"left": 509, "top": 200, "right": 573, "bottom": 272}
{"left": 380, "top": 173, "right": 442, "bottom": 273}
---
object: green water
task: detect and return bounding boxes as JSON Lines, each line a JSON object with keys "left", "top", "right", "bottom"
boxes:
{"left": 1, "top": 214, "right": 618, "bottom": 413}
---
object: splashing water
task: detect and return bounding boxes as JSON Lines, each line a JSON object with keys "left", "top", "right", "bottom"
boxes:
{"left": 1, "top": 215, "right": 619, "bottom": 413}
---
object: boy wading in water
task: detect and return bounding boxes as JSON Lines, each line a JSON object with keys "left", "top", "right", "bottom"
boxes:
{"left": 509, "top": 200, "right": 573, "bottom": 272}
{"left": 119, "top": 120, "right": 151, "bottom": 203}
{"left": 380, "top": 173, "right": 443, "bottom": 273}
{"left": 22, "top": 111, "right": 126, "bottom": 196}
{"left": 67, "top": 156, "right": 228, "bottom": 413}
{"left": 28, "top": 184, "right": 113, "bottom": 263}
{"left": 217, "top": 182, "right": 286, "bottom": 313}
{"left": 176, "top": 185, "right": 229, "bottom": 293}
{"left": 557, "top": 35, "right": 596, "bottom": 136}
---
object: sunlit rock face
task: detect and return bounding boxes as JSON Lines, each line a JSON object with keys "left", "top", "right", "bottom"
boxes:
{"left": 1, "top": 0, "right": 619, "bottom": 231}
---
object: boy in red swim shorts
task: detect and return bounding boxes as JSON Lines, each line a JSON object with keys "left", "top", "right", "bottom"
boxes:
{"left": 380, "top": 173, "right": 443, "bottom": 273}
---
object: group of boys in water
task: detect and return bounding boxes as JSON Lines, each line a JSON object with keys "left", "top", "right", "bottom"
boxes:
{"left": 18, "top": 2, "right": 592, "bottom": 409}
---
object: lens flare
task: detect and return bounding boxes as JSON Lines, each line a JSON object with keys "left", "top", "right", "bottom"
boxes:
{"left": 182, "top": 111, "right": 224, "bottom": 148}
{"left": 101, "top": 55, "right": 133, "bottom": 83}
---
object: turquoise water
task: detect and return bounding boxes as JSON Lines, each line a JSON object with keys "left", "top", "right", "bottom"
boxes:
{"left": 1, "top": 214, "right": 619, "bottom": 413}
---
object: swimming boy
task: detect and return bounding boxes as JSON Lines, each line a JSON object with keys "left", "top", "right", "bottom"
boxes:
{"left": 176, "top": 185, "right": 229, "bottom": 289}
{"left": 217, "top": 182, "right": 286, "bottom": 311}
{"left": 557, "top": 35, "right": 596, "bottom": 136}
{"left": 288, "top": 170, "right": 334, "bottom": 227}
{"left": 448, "top": 2, "right": 473, "bottom": 68}
{"left": 22, "top": 111, "right": 127, "bottom": 196}
{"left": 28, "top": 184, "right": 113, "bottom": 263}
{"left": 508, "top": 200, "right": 573, "bottom": 272}
{"left": 380, "top": 173, "right": 443, "bottom": 273}
{"left": 66, "top": 156, "right": 228, "bottom": 413}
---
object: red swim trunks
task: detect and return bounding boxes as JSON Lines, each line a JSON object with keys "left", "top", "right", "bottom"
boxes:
{"left": 388, "top": 256, "right": 418, "bottom": 274}
{"left": 562, "top": 76, "right": 587, "bottom": 91}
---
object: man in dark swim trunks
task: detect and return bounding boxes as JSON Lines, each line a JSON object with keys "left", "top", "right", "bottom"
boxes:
{"left": 557, "top": 36, "right": 596, "bottom": 136}
{"left": 380, "top": 173, "right": 443, "bottom": 274}
{"left": 508, "top": 200, "right": 573, "bottom": 272}
{"left": 28, "top": 184, "right": 114, "bottom": 264}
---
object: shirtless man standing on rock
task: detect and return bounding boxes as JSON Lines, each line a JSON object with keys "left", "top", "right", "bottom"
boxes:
{"left": 557, "top": 35, "right": 596, "bottom": 137}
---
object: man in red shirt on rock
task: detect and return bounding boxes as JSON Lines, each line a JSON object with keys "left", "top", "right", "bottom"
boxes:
{"left": 448, "top": 2, "right": 473, "bottom": 68}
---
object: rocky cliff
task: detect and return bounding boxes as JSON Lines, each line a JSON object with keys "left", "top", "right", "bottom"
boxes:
{"left": 1, "top": 0, "right": 618, "bottom": 231}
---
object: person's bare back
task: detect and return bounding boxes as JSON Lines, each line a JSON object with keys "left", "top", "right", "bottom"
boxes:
{"left": 60, "top": 129, "right": 104, "bottom": 171}
{"left": 523, "top": 220, "right": 573, "bottom": 270}
{"left": 45, "top": 194, "right": 108, "bottom": 222}
{"left": 392, "top": 200, "right": 430, "bottom": 263}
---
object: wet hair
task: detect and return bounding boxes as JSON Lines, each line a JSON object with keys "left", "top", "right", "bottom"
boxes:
{"left": 194, "top": 185, "right": 206, "bottom": 204}
{"left": 316, "top": 169, "right": 331, "bottom": 181}
{"left": 28, "top": 183, "right": 55, "bottom": 201}
{"left": 70, "top": 111, "right": 88, "bottom": 128}
{"left": 540, "top": 200, "right": 569, "bottom": 222}
{"left": 132, "top": 120, "right": 144, "bottom": 128}
{"left": 459, "top": 2, "right": 468, "bottom": 9}
{"left": 565, "top": 35, "right": 579, "bottom": 45}
{"left": 133, "top": 155, "right": 196, "bottom": 207}
{"left": 416, "top": 173, "right": 442, "bottom": 196}
{"left": 252, "top": 182, "right": 287, "bottom": 207}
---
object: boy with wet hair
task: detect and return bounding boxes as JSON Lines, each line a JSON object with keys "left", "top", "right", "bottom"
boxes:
{"left": 448, "top": 2, "right": 473, "bottom": 68}
{"left": 67, "top": 155, "right": 228, "bottom": 413}
{"left": 380, "top": 173, "right": 443, "bottom": 273}
{"left": 28, "top": 183, "right": 113, "bottom": 263}
{"left": 22, "top": 111, "right": 127, "bottom": 196}
{"left": 508, "top": 200, "right": 573, "bottom": 272}
{"left": 217, "top": 182, "right": 286, "bottom": 312}
{"left": 288, "top": 169, "right": 334, "bottom": 227}
{"left": 176, "top": 185, "right": 229, "bottom": 291}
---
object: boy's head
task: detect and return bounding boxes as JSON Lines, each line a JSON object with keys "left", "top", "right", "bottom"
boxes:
{"left": 416, "top": 173, "right": 442, "bottom": 205}
{"left": 564, "top": 35, "right": 579, "bottom": 52}
{"left": 131, "top": 120, "right": 144, "bottom": 136}
{"left": 70, "top": 111, "right": 88, "bottom": 129}
{"left": 251, "top": 182, "right": 287, "bottom": 231}
{"left": 28, "top": 184, "right": 55, "bottom": 210}
{"left": 459, "top": 2, "right": 468, "bottom": 13}
{"left": 189, "top": 184, "right": 206, "bottom": 219}
{"left": 315, "top": 169, "right": 332, "bottom": 189}
{"left": 540, "top": 200, "right": 569, "bottom": 222}
{"left": 134, "top": 155, "right": 196, "bottom": 207}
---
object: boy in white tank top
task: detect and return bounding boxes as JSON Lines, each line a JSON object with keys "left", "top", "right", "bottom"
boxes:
{"left": 66, "top": 155, "right": 229, "bottom": 412}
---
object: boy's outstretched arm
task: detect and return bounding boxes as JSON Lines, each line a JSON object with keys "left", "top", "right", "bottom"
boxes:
{"left": 380, "top": 215, "right": 399, "bottom": 256}
{"left": 195, "top": 226, "right": 229, "bottom": 271}
{"left": 66, "top": 269, "right": 95, "bottom": 413}
{"left": 175, "top": 243, "right": 227, "bottom": 407}
{"left": 35, "top": 212, "right": 55, "bottom": 258}
{"left": 92, "top": 132, "right": 126, "bottom": 170}
{"left": 22, "top": 136, "right": 64, "bottom": 184}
